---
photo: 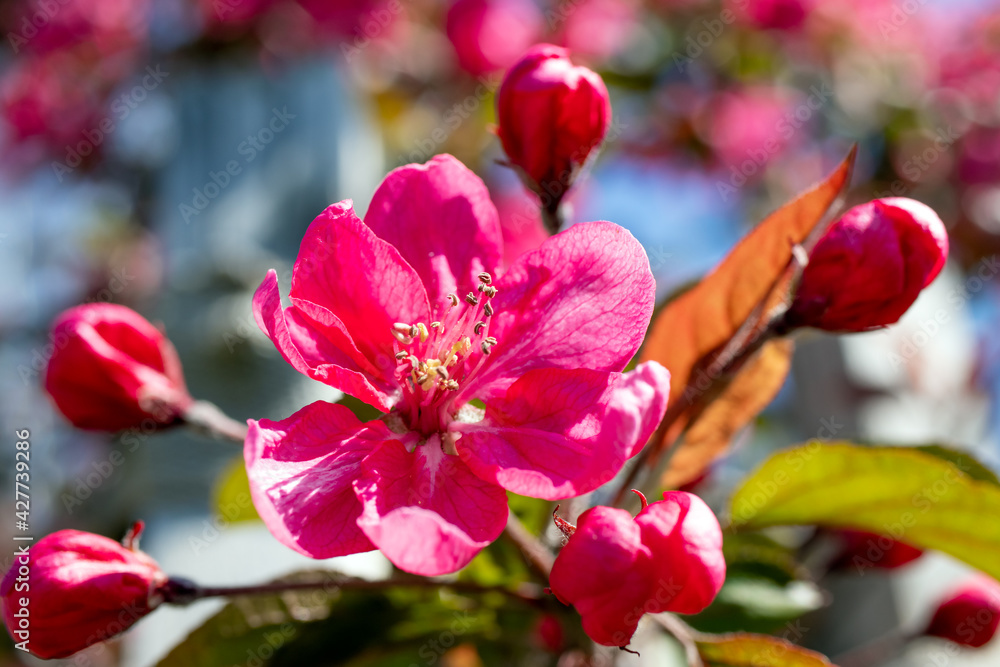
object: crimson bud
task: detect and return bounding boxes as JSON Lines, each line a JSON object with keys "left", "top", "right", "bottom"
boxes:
{"left": 548, "top": 492, "right": 725, "bottom": 648}
{"left": 44, "top": 303, "right": 192, "bottom": 431}
{"left": 497, "top": 44, "right": 611, "bottom": 222}
{"left": 1, "top": 527, "right": 167, "bottom": 659}
{"left": 925, "top": 576, "right": 1000, "bottom": 648}
{"left": 786, "top": 198, "right": 948, "bottom": 332}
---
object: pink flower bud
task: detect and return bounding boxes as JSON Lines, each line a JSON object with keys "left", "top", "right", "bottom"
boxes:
{"left": 1, "top": 528, "right": 167, "bottom": 659}
{"left": 727, "top": 0, "right": 813, "bottom": 30}
{"left": 534, "top": 613, "right": 565, "bottom": 652}
{"left": 787, "top": 197, "right": 949, "bottom": 332}
{"left": 548, "top": 492, "right": 725, "bottom": 647}
{"left": 925, "top": 576, "right": 1000, "bottom": 648}
{"left": 497, "top": 44, "right": 611, "bottom": 207}
{"left": 44, "top": 303, "right": 192, "bottom": 431}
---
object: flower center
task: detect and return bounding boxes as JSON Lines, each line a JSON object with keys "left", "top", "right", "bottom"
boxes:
{"left": 389, "top": 272, "right": 498, "bottom": 435}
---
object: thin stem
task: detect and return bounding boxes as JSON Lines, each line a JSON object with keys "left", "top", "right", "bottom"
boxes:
{"left": 161, "top": 573, "right": 545, "bottom": 607}
{"left": 504, "top": 512, "right": 555, "bottom": 579}
{"left": 654, "top": 614, "right": 704, "bottom": 667}
{"left": 182, "top": 400, "right": 248, "bottom": 443}
{"left": 541, "top": 202, "right": 565, "bottom": 235}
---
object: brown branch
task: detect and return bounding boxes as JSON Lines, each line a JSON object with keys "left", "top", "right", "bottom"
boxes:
{"left": 161, "top": 572, "right": 545, "bottom": 607}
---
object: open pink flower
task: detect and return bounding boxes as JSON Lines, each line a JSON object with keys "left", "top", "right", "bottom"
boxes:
{"left": 248, "top": 154, "right": 669, "bottom": 576}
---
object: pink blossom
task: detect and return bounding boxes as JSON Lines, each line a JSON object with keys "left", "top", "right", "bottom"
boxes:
{"left": 548, "top": 492, "right": 726, "bottom": 647}
{"left": 445, "top": 0, "right": 543, "bottom": 76}
{"left": 728, "top": 0, "right": 813, "bottom": 31}
{"left": 556, "top": 0, "right": 640, "bottom": 61}
{"left": 247, "top": 154, "right": 669, "bottom": 576}
{"left": 701, "top": 86, "right": 801, "bottom": 175}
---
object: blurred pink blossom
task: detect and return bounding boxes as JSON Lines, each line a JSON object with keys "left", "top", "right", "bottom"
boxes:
{"left": 445, "top": 0, "right": 543, "bottom": 75}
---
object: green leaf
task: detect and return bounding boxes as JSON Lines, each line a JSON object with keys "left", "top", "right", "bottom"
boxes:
{"left": 722, "top": 531, "right": 804, "bottom": 585}
{"left": 696, "top": 633, "right": 835, "bottom": 667}
{"left": 337, "top": 394, "right": 383, "bottom": 422}
{"left": 729, "top": 442, "right": 1000, "bottom": 580}
{"left": 155, "top": 570, "right": 343, "bottom": 667}
{"left": 688, "top": 532, "right": 824, "bottom": 634}
{"left": 212, "top": 456, "right": 260, "bottom": 524}
{"left": 157, "top": 570, "right": 543, "bottom": 667}
{"left": 915, "top": 445, "right": 1000, "bottom": 486}
{"left": 686, "top": 575, "right": 825, "bottom": 635}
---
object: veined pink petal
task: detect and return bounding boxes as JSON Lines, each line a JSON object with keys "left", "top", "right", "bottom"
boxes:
{"left": 548, "top": 506, "right": 654, "bottom": 647}
{"left": 289, "top": 200, "right": 432, "bottom": 370}
{"left": 245, "top": 401, "right": 393, "bottom": 559}
{"left": 636, "top": 492, "right": 726, "bottom": 615}
{"left": 619, "top": 362, "right": 671, "bottom": 458}
{"left": 454, "top": 363, "right": 670, "bottom": 500}
{"left": 365, "top": 155, "right": 504, "bottom": 306}
{"left": 253, "top": 270, "right": 397, "bottom": 412}
{"left": 354, "top": 437, "right": 508, "bottom": 576}
{"left": 467, "top": 221, "right": 655, "bottom": 401}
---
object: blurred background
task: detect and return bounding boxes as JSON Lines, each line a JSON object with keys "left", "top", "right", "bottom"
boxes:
{"left": 1, "top": 0, "right": 1000, "bottom": 664}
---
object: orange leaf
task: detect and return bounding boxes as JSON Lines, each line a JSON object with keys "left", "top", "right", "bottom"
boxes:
{"left": 661, "top": 339, "right": 794, "bottom": 489}
{"left": 640, "top": 146, "right": 856, "bottom": 438}
{"left": 696, "top": 632, "right": 837, "bottom": 667}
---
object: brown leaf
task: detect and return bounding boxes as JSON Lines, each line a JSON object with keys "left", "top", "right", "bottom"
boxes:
{"left": 696, "top": 633, "right": 837, "bottom": 667}
{"left": 662, "top": 339, "right": 794, "bottom": 489}
{"left": 640, "top": 146, "right": 856, "bottom": 452}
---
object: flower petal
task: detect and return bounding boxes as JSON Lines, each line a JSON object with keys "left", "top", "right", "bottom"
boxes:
{"left": 364, "top": 155, "right": 504, "bottom": 306}
{"left": 455, "top": 364, "right": 670, "bottom": 500}
{"left": 288, "top": 200, "right": 432, "bottom": 368}
{"left": 354, "top": 437, "right": 508, "bottom": 576}
{"left": 253, "top": 270, "right": 397, "bottom": 412}
{"left": 636, "top": 492, "right": 726, "bottom": 615}
{"left": 245, "top": 401, "right": 392, "bottom": 559}
{"left": 548, "top": 506, "right": 654, "bottom": 647}
{"left": 619, "top": 361, "right": 671, "bottom": 457}
{"left": 468, "top": 221, "right": 655, "bottom": 400}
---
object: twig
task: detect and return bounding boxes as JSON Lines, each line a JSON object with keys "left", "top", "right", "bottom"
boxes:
{"left": 182, "top": 400, "right": 248, "bottom": 443}
{"left": 654, "top": 614, "right": 704, "bottom": 667}
{"left": 504, "top": 512, "right": 555, "bottom": 579}
{"left": 160, "top": 572, "right": 545, "bottom": 607}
